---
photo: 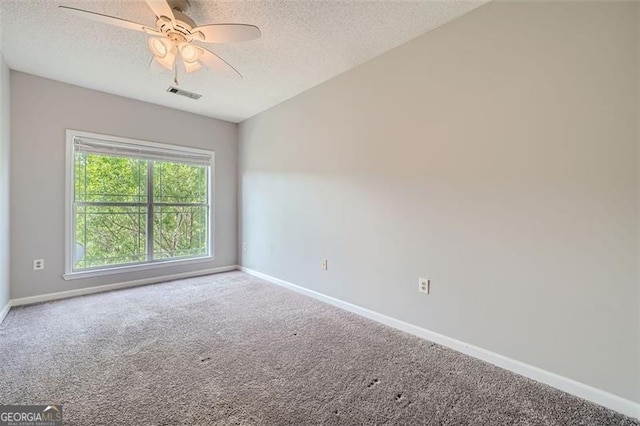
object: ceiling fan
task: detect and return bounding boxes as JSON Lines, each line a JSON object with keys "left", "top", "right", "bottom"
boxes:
{"left": 59, "top": 0, "right": 260, "bottom": 83}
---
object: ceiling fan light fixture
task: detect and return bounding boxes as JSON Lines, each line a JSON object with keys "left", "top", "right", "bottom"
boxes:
{"left": 184, "top": 60, "right": 202, "bottom": 74}
{"left": 148, "top": 37, "right": 169, "bottom": 58}
{"left": 156, "top": 51, "right": 176, "bottom": 70}
{"left": 181, "top": 44, "right": 198, "bottom": 63}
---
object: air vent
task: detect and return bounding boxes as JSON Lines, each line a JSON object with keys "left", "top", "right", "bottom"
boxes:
{"left": 166, "top": 86, "right": 202, "bottom": 100}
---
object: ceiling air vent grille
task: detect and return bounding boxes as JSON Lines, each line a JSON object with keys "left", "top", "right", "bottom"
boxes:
{"left": 166, "top": 86, "right": 202, "bottom": 100}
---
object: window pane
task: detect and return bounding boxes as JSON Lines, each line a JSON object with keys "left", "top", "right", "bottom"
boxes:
{"left": 153, "top": 206, "right": 207, "bottom": 259}
{"left": 153, "top": 161, "right": 207, "bottom": 204}
{"left": 75, "top": 205, "right": 147, "bottom": 269}
{"left": 75, "top": 152, "right": 147, "bottom": 203}
{"left": 70, "top": 133, "right": 212, "bottom": 274}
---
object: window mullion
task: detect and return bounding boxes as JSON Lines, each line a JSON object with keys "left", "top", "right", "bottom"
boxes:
{"left": 147, "top": 160, "right": 154, "bottom": 262}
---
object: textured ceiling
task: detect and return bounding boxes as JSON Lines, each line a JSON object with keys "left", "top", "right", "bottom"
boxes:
{"left": 0, "top": 0, "right": 486, "bottom": 123}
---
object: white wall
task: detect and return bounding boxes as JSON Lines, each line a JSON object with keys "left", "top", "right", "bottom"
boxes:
{"left": 0, "top": 54, "right": 10, "bottom": 312}
{"left": 10, "top": 72, "right": 238, "bottom": 299}
{"left": 239, "top": 1, "right": 639, "bottom": 403}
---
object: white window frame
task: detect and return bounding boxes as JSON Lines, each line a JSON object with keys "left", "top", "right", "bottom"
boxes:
{"left": 64, "top": 129, "right": 215, "bottom": 280}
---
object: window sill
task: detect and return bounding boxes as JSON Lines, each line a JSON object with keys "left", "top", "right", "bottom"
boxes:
{"left": 63, "top": 255, "right": 214, "bottom": 280}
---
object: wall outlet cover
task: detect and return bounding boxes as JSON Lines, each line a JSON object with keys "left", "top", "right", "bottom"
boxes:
{"left": 418, "top": 278, "right": 429, "bottom": 294}
{"left": 33, "top": 259, "right": 45, "bottom": 271}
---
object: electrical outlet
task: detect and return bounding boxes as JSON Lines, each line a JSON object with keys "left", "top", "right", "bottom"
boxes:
{"left": 321, "top": 259, "right": 328, "bottom": 270}
{"left": 418, "top": 278, "right": 430, "bottom": 294}
{"left": 242, "top": 242, "right": 247, "bottom": 252}
{"left": 33, "top": 259, "right": 45, "bottom": 271}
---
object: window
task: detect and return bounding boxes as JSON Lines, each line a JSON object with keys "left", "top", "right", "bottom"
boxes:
{"left": 65, "top": 130, "right": 213, "bottom": 279}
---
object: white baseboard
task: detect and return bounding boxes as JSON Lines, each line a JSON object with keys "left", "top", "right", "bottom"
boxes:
{"left": 239, "top": 266, "right": 640, "bottom": 420}
{"left": 0, "top": 300, "right": 10, "bottom": 324}
{"left": 10, "top": 265, "right": 239, "bottom": 307}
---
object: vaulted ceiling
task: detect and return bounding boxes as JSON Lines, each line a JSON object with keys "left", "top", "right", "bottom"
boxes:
{"left": 0, "top": 0, "right": 486, "bottom": 122}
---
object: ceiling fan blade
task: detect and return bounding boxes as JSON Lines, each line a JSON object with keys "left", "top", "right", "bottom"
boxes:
{"left": 192, "top": 24, "right": 261, "bottom": 43}
{"left": 196, "top": 46, "right": 242, "bottom": 78}
{"left": 59, "top": 6, "right": 161, "bottom": 35}
{"left": 145, "top": 0, "right": 175, "bottom": 22}
{"left": 149, "top": 57, "right": 166, "bottom": 75}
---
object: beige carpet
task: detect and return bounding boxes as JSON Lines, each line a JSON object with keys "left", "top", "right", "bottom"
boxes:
{"left": 0, "top": 271, "right": 637, "bottom": 425}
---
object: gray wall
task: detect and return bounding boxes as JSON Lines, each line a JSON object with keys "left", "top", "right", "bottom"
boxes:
{"left": 0, "top": 54, "right": 10, "bottom": 311}
{"left": 239, "top": 1, "right": 639, "bottom": 403}
{"left": 638, "top": 4, "right": 640, "bottom": 403}
{"left": 10, "top": 72, "right": 238, "bottom": 299}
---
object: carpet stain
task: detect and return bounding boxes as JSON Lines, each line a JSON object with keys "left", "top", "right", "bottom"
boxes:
{"left": 367, "top": 378, "right": 380, "bottom": 389}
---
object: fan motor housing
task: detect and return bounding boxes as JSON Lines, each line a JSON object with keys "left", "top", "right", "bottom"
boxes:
{"left": 157, "top": 9, "right": 196, "bottom": 41}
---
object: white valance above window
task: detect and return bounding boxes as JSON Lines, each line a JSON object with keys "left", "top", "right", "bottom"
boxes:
{"left": 74, "top": 136, "right": 212, "bottom": 166}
